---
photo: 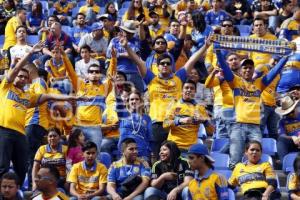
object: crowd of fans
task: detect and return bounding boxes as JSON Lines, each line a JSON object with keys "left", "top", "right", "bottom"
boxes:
{"left": 0, "top": 0, "right": 300, "bottom": 199}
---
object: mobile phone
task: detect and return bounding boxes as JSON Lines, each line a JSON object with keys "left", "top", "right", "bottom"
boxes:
{"left": 136, "top": 14, "right": 145, "bottom": 22}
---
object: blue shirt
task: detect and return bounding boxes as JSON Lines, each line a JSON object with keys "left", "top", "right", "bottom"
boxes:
{"left": 27, "top": 12, "right": 45, "bottom": 27}
{"left": 106, "top": 37, "right": 141, "bottom": 73}
{"left": 116, "top": 99, "right": 152, "bottom": 157}
{"left": 191, "top": 26, "right": 212, "bottom": 52}
{"left": 107, "top": 158, "right": 151, "bottom": 192}
{"left": 71, "top": 26, "right": 91, "bottom": 45}
{"left": 205, "top": 10, "right": 230, "bottom": 26}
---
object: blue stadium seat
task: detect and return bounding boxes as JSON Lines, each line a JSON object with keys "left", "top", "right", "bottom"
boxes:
{"left": 99, "top": 152, "right": 112, "bottom": 169}
{"left": 72, "top": 7, "right": 80, "bottom": 18}
{"left": 40, "top": 1, "right": 49, "bottom": 11}
{"left": 61, "top": 26, "right": 72, "bottom": 35}
{"left": 118, "top": 8, "right": 127, "bottom": 19}
{"left": 100, "top": 7, "right": 105, "bottom": 15}
{"left": 122, "top": 1, "right": 131, "bottom": 8}
{"left": 0, "top": 35, "right": 4, "bottom": 49}
{"left": 211, "top": 138, "right": 229, "bottom": 152}
{"left": 27, "top": 35, "right": 39, "bottom": 46}
{"left": 236, "top": 25, "right": 251, "bottom": 37}
{"left": 77, "top": 1, "right": 86, "bottom": 7}
{"left": 262, "top": 138, "right": 277, "bottom": 156}
{"left": 283, "top": 153, "right": 298, "bottom": 173}
{"left": 228, "top": 189, "right": 235, "bottom": 200}
{"left": 210, "top": 152, "right": 230, "bottom": 170}
{"left": 215, "top": 169, "right": 232, "bottom": 180}
{"left": 48, "top": 7, "right": 55, "bottom": 16}
{"left": 242, "top": 153, "right": 273, "bottom": 166}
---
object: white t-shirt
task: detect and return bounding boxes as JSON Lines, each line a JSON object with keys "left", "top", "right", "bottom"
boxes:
{"left": 10, "top": 44, "right": 32, "bottom": 61}
{"left": 75, "top": 58, "right": 100, "bottom": 78}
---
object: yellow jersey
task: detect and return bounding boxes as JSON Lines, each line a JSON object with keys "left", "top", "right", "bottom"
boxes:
{"left": 67, "top": 161, "right": 108, "bottom": 194}
{"left": 34, "top": 144, "right": 68, "bottom": 178}
{"left": 3, "top": 16, "right": 21, "bottom": 50}
{"left": 0, "top": 78, "right": 40, "bottom": 134}
{"left": 64, "top": 54, "right": 115, "bottom": 126}
{"left": 25, "top": 78, "right": 49, "bottom": 130}
{"left": 288, "top": 172, "right": 300, "bottom": 196}
{"left": 228, "top": 161, "right": 276, "bottom": 194}
{"left": 102, "top": 106, "right": 119, "bottom": 138}
{"left": 164, "top": 99, "right": 214, "bottom": 149}
{"left": 188, "top": 169, "right": 229, "bottom": 200}
{"left": 249, "top": 33, "right": 277, "bottom": 66}
{"left": 79, "top": 5, "right": 100, "bottom": 14}
{"left": 32, "top": 191, "right": 69, "bottom": 200}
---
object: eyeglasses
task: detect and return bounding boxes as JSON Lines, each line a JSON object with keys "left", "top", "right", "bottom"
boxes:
{"left": 88, "top": 70, "right": 101, "bottom": 74}
{"left": 159, "top": 61, "right": 171, "bottom": 66}
{"left": 222, "top": 24, "right": 233, "bottom": 27}
{"left": 155, "top": 41, "right": 166, "bottom": 45}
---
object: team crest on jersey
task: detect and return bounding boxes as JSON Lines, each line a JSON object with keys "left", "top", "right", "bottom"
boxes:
{"left": 133, "top": 166, "right": 140, "bottom": 173}
{"left": 204, "top": 187, "right": 210, "bottom": 198}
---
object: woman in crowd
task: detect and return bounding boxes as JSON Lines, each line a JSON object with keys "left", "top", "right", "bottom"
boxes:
{"left": 116, "top": 89, "right": 152, "bottom": 161}
{"left": 228, "top": 140, "right": 281, "bottom": 200}
{"left": 32, "top": 128, "right": 68, "bottom": 191}
{"left": 144, "top": 141, "right": 194, "bottom": 200}
{"left": 26, "top": 1, "right": 45, "bottom": 34}
{"left": 104, "top": 2, "right": 119, "bottom": 26}
{"left": 66, "top": 128, "right": 85, "bottom": 166}
{"left": 123, "top": 0, "right": 150, "bottom": 24}
{"left": 287, "top": 154, "right": 300, "bottom": 199}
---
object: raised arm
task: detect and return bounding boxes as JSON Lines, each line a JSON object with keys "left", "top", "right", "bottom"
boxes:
{"left": 205, "top": 68, "right": 222, "bottom": 88}
{"left": 183, "top": 36, "right": 211, "bottom": 74}
{"left": 38, "top": 93, "right": 82, "bottom": 105}
{"left": 62, "top": 50, "right": 79, "bottom": 92}
{"left": 7, "top": 41, "right": 44, "bottom": 83}
{"left": 262, "top": 57, "right": 288, "bottom": 87}
{"left": 215, "top": 49, "right": 234, "bottom": 82}
{"left": 121, "top": 36, "right": 147, "bottom": 77}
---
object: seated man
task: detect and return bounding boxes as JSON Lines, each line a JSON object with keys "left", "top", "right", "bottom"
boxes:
{"left": 0, "top": 172, "right": 23, "bottom": 200}
{"left": 32, "top": 166, "right": 69, "bottom": 200}
{"left": 75, "top": 45, "right": 99, "bottom": 79}
{"left": 68, "top": 141, "right": 107, "bottom": 200}
{"left": 107, "top": 138, "right": 151, "bottom": 200}
{"left": 79, "top": 0, "right": 101, "bottom": 25}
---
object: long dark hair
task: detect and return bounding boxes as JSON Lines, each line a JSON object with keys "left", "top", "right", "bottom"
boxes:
{"left": 32, "top": 1, "right": 43, "bottom": 17}
{"left": 68, "top": 128, "right": 83, "bottom": 149}
{"left": 192, "top": 12, "right": 206, "bottom": 33}
{"left": 105, "top": 2, "right": 117, "bottom": 19}
{"left": 127, "top": 0, "right": 144, "bottom": 20}
{"left": 160, "top": 141, "right": 181, "bottom": 172}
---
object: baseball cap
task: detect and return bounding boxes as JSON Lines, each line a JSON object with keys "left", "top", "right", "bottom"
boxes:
{"left": 91, "top": 22, "right": 104, "bottom": 32}
{"left": 188, "top": 143, "right": 215, "bottom": 162}
{"left": 240, "top": 58, "right": 254, "bottom": 67}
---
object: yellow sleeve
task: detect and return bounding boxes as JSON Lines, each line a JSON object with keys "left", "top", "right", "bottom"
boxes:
{"left": 35, "top": 81, "right": 47, "bottom": 94}
{"left": 99, "top": 164, "right": 108, "bottom": 184}
{"left": 34, "top": 146, "right": 44, "bottom": 161}
{"left": 78, "top": 6, "right": 84, "bottom": 13}
{"left": 0, "top": 77, "right": 12, "bottom": 90}
{"left": 62, "top": 54, "right": 80, "bottom": 92}
{"left": 163, "top": 104, "right": 177, "bottom": 128}
{"left": 231, "top": 74, "right": 242, "bottom": 88}
{"left": 28, "top": 92, "right": 42, "bottom": 108}
{"left": 205, "top": 72, "right": 220, "bottom": 88}
{"left": 264, "top": 162, "right": 276, "bottom": 179}
{"left": 67, "top": 164, "right": 78, "bottom": 183}
{"left": 228, "top": 164, "right": 239, "bottom": 187}
{"left": 103, "top": 56, "right": 116, "bottom": 96}
{"left": 123, "top": 11, "right": 129, "bottom": 21}
{"left": 205, "top": 45, "right": 214, "bottom": 70}
{"left": 288, "top": 173, "right": 298, "bottom": 191}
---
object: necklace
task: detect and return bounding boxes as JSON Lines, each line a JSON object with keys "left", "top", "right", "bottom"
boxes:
{"left": 131, "top": 113, "right": 142, "bottom": 134}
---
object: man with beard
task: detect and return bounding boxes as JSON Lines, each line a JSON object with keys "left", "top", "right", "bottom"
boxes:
{"left": 71, "top": 13, "right": 91, "bottom": 53}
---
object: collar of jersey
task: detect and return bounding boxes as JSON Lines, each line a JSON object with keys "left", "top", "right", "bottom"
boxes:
{"left": 82, "top": 160, "right": 97, "bottom": 171}
{"left": 46, "top": 143, "right": 63, "bottom": 153}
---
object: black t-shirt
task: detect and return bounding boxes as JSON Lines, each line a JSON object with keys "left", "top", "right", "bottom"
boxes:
{"left": 151, "top": 157, "right": 194, "bottom": 193}
{"left": 278, "top": 13, "right": 293, "bottom": 27}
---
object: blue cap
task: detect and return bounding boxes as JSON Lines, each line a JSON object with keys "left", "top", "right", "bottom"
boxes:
{"left": 188, "top": 143, "right": 215, "bottom": 162}
{"left": 91, "top": 22, "right": 103, "bottom": 32}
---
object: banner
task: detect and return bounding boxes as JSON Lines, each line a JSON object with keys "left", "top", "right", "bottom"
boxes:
{"left": 212, "top": 34, "right": 296, "bottom": 56}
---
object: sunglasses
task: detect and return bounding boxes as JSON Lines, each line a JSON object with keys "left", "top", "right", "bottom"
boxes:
{"left": 88, "top": 70, "right": 101, "bottom": 74}
{"left": 155, "top": 41, "right": 166, "bottom": 45}
{"left": 159, "top": 61, "right": 171, "bottom": 66}
{"left": 222, "top": 24, "right": 233, "bottom": 27}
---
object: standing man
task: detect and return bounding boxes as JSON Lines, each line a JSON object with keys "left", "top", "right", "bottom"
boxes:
{"left": 216, "top": 48, "right": 288, "bottom": 169}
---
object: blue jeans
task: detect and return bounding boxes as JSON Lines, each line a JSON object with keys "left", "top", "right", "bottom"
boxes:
{"left": 144, "top": 187, "right": 167, "bottom": 200}
{"left": 260, "top": 104, "right": 279, "bottom": 138}
{"left": 51, "top": 79, "right": 72, "bottom": 95}
{"left": 75, "top": 126, "right": 102, "bottom": 155}
{"left": 214, "top": 105, "right": 228, "bottom": 139}
{"left": 218, "top": 108, "right": 235, "bottom": 153}
{"left": 229, "top": 123, "right": 262, "bottom": 169}
{"left": 70, "top": 196, "right": 102, "bottom": 200}
{"left": 268, "top": 16, "right": 278, "bottom": 33}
